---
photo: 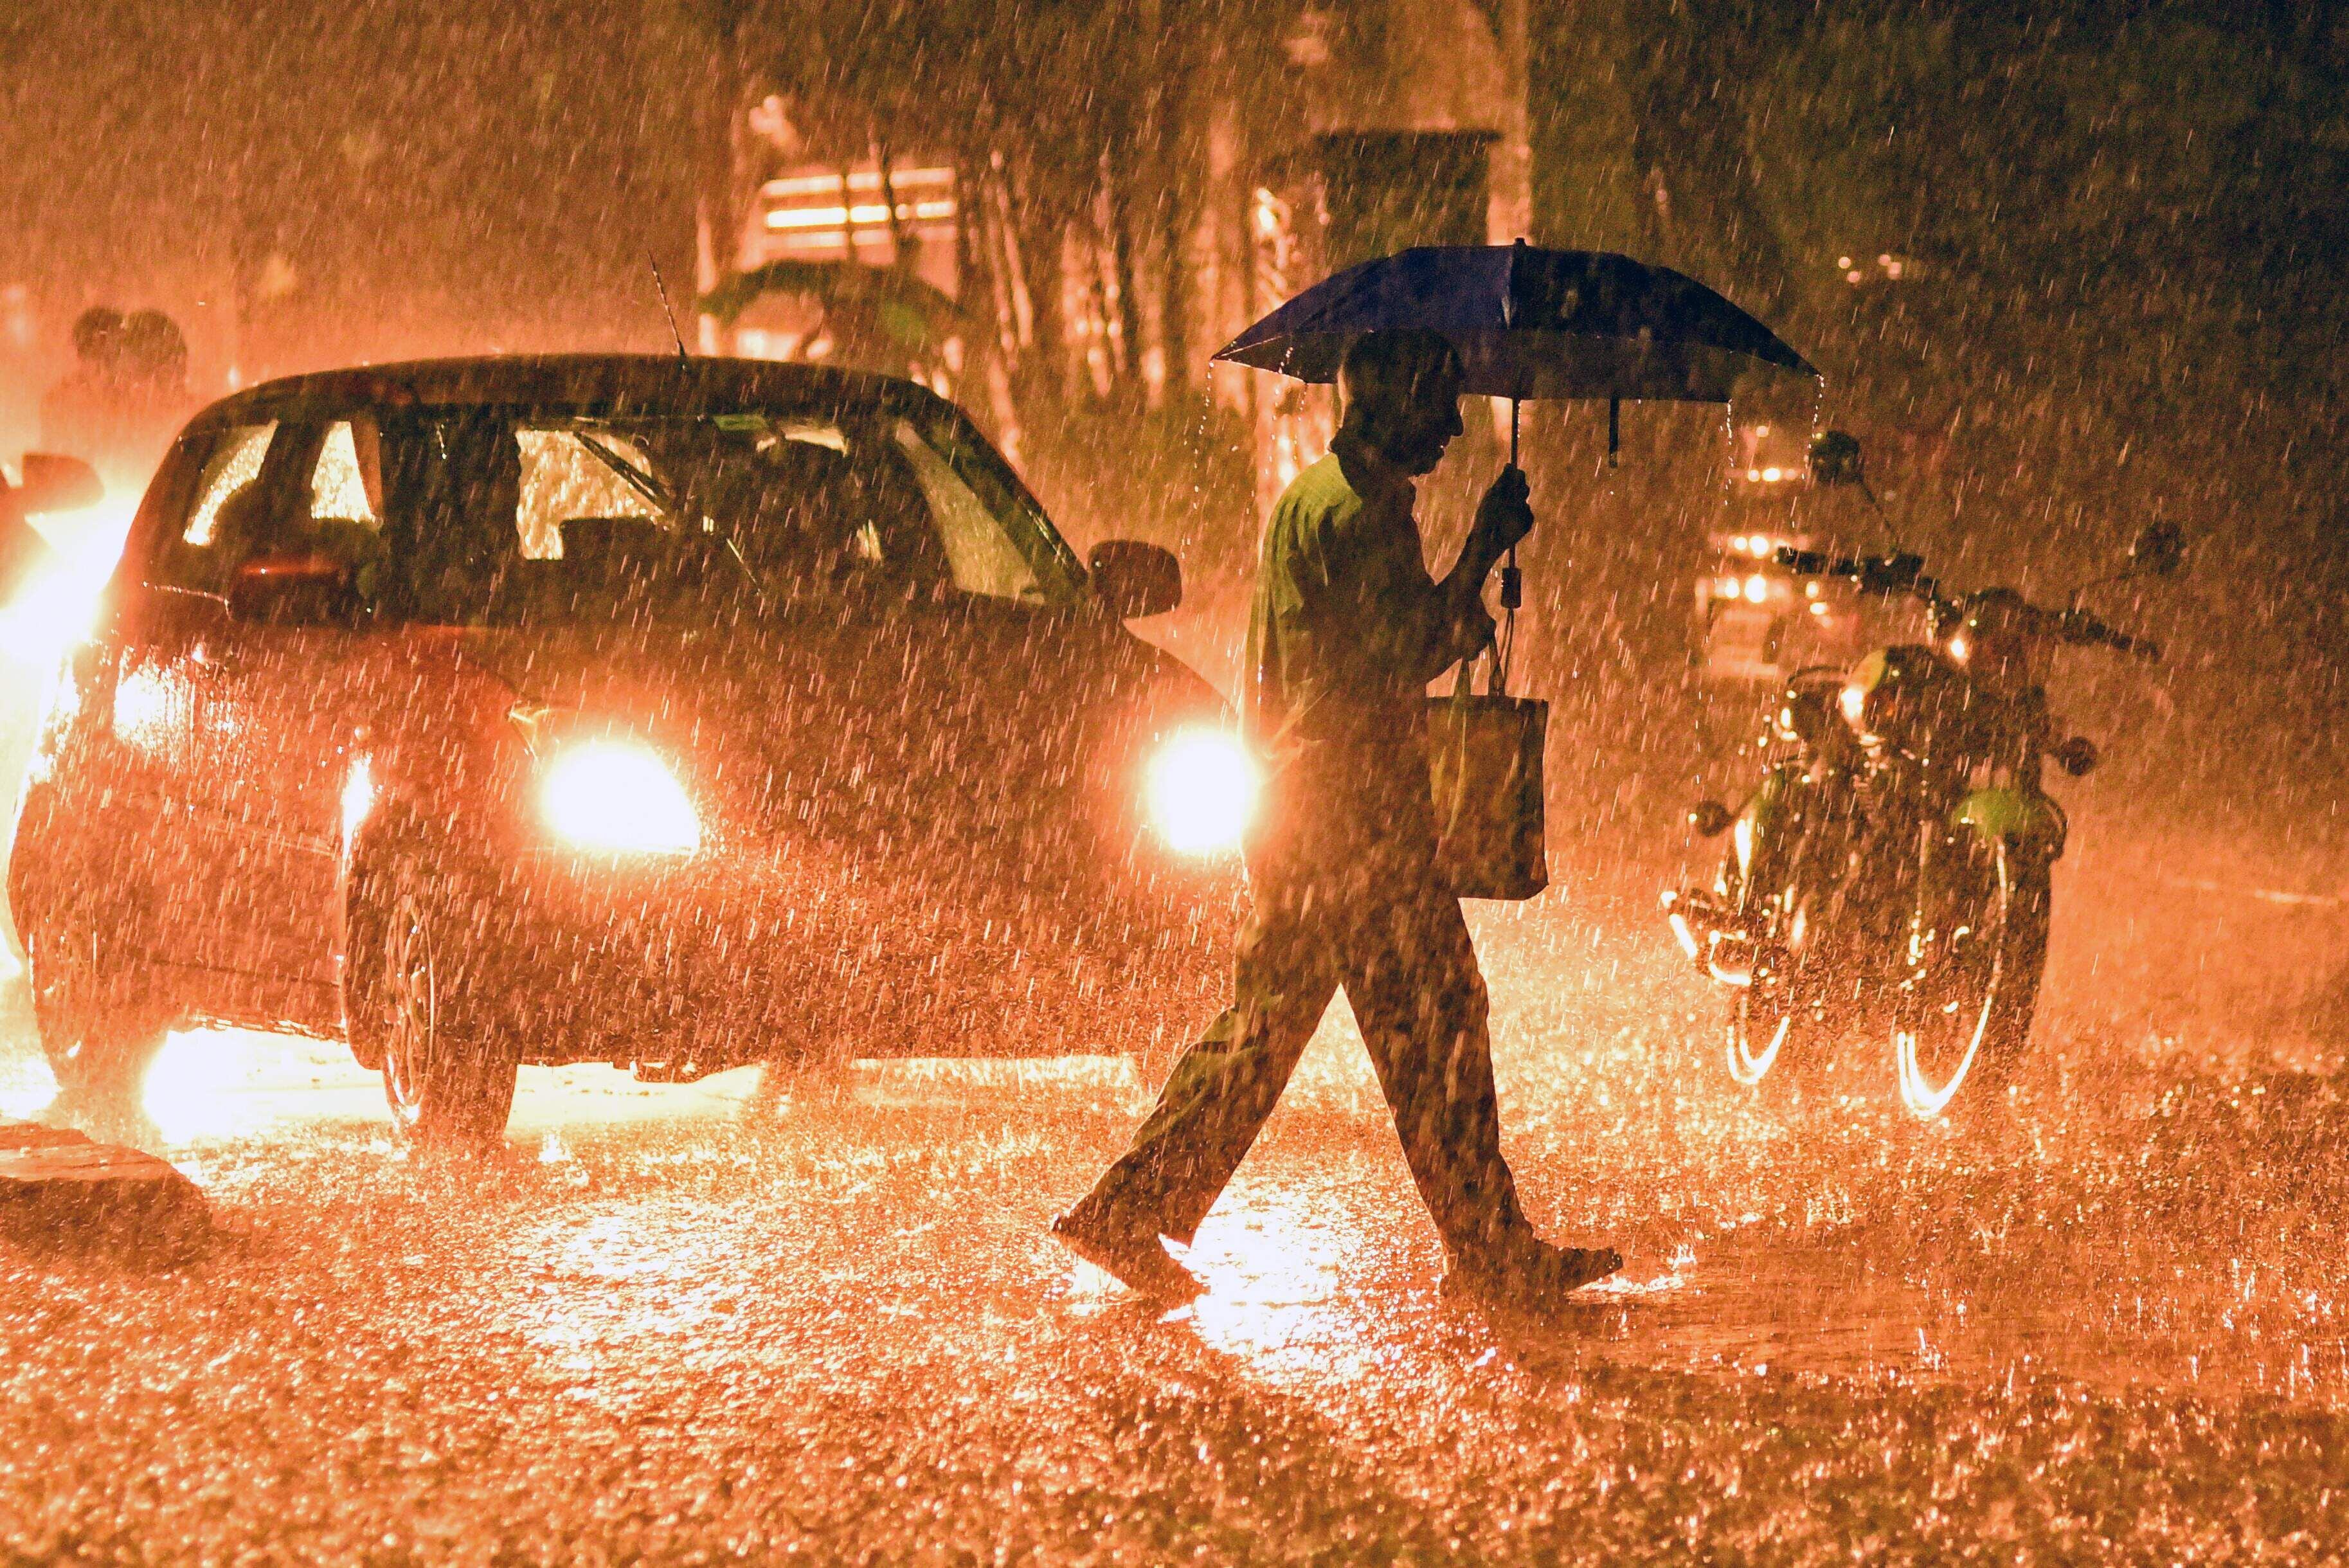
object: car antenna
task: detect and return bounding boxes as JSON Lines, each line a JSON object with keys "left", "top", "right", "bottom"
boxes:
{"left": 649, "top": 254, "right": 690, "bottom": 365}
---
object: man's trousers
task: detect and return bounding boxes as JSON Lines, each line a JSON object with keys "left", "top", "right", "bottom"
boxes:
{"left": 1072, "top": 849, "right": 1530, "bottom": 1265}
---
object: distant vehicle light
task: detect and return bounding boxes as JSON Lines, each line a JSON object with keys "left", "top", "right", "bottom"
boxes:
{"left": 1729, "top": 534, "right": 1749, "bottom": 554}
{"left": 1840, "top": 683, "right": 1868, "bottom": 726}
{"left": 1743, "top": 574, "right": 1770, "bottom": 603}
{"left": 1948, "top": 633, "right": 1972, "bottom": 664}
{"left": 1146, "top": 729, "right": 1258, "bottom": 855}
{"left": 541, "top": 741, "right": 701, "bottom": 855}
{"left": 1761, "top": 466, "right": 1783, "bottom": 483}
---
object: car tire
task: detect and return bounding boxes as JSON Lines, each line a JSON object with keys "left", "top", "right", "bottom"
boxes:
{"left": 23, "top": 912, "right": 173, "bottom": 1115}
{"left": 347, "top": 847, "right": 518, "bottom": 1147}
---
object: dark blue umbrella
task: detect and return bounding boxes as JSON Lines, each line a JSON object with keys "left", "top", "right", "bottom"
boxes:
{"left": 1216, "top": 244, "right": 1816, "bottom": 692}
{"left": 1212, "top": 242, "right": 1817, "bottom": 460}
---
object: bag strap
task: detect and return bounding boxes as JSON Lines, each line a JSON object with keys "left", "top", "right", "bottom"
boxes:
{"left": 1452, "top": 633, "right": 1501, "bottom": 702}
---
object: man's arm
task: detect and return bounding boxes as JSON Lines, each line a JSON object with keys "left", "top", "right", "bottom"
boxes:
{"left": 1281, "top": 465, "right": 1534, "bottom": 699}
{"left": 1424, "top": 465, "right": 1534, "bottom": 674}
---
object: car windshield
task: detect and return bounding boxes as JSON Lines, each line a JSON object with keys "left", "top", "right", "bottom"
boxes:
{"left": 163, "top": 398, "right": 1086, "bottom": 627}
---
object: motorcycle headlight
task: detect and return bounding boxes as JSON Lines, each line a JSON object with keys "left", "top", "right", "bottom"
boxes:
{"left": 1145, "top": 728, "right": 1259, "bottom": 856}
{"left": 1839, "top": 682, "right": 1868, "bottom": 728}
{"left": 540, "top": 739, "right": 701, "bottom": 856}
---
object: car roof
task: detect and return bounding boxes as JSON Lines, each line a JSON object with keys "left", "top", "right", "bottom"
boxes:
{"left": 192, "top": 354, "right": 937, "bottom": 427}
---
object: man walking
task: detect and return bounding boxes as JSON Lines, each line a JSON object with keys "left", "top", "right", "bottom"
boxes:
{"left": 1054, "top": 329, "right": 1621, "bottom": 1306}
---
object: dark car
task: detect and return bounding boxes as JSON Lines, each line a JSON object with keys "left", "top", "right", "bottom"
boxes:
{"left": 12, "top": 356, "right": 1252, "bottom": 1140}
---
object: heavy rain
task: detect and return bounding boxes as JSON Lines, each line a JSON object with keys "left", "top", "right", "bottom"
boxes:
{"left": 4, "top": 2, "right": 2348, "bottom": 1560}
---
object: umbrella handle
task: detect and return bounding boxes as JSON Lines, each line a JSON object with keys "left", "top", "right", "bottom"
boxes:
{"left": 1500, "top": 395, "right": 1521, "bottom": 695}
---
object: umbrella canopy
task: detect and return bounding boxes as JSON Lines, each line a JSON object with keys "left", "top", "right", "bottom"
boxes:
{"left": 1212, "top": 244, "right": 1815, "bottom": 404}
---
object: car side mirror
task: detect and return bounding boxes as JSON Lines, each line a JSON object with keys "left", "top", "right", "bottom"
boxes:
{"left": 2129, "top": 522, "right": 2184, "bottom": 579}
{"left": 1089, "top": 540, "right": 1182, "bottom": 619}
{"left": 13, "top": 453, "right": 102, "bottom": 516}
{"left": 226, "top": 552, "right": 361, "bottom": 626}
{"left": 2053, "top": 736, "right": 2100, "bottom": 777}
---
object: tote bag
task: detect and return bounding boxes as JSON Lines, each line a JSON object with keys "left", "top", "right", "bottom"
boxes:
{"left": 1428, "top": 653, "right": 1549, "bottom": 900}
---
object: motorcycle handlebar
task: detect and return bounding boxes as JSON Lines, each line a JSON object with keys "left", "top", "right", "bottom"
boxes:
{"left": 1771, "top": 548, "right": 1929, "bottom": 595}
{"left": 1771, "top": 548, "right": 2161, "bottom": 658}
{"left": 2056, "top": 609, "right": 2161, "bottom": 658}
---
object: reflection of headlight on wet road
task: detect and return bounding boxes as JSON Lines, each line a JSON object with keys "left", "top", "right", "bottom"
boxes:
{"left": 541, "top": 741, "right": 701, "bottom": 855}
{"left": 1146, "top": 729, "right": 1259, "bottom": 855}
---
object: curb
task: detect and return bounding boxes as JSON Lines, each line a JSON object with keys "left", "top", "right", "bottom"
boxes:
{"left": 0, "top": 1119, "right": 212, "bottom": 1257}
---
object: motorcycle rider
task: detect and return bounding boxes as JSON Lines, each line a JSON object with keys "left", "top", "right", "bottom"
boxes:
{"left": 1052, "top": 328, "right": 1622, "bottom": 1306}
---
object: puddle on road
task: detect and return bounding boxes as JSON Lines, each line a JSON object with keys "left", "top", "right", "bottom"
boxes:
{"left": 11, "top": 1022, "right": 2349, "bottom": 1412}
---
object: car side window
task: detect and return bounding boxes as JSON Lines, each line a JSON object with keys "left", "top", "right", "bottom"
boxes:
{"left": 890, "top": 419, "right": 1044, "bottom": 603}
{"left": 152, "top": 421, "right": 278, "bottom": 591}
{"left": 302, "top": 419, "right": 390, "bottom": 597}
{"left": 309, "top": 420, "right": 382, "bottom": 528}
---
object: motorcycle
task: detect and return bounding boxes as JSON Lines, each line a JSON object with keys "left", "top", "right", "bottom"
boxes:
{"left": 1662, "top": 498, "right": 2183, "bottom": 1119}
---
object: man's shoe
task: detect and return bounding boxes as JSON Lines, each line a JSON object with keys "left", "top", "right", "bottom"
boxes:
{"left": 1443, "top": 1238, "right": 1623, "bottom": 1307}
{"left": 1051, "top": 1209, "right": 1203, "bottom": 1304}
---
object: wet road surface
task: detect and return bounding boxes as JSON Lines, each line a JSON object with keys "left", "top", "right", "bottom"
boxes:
{"left": 4, "top": 861, "right": 2349, "bottom": 1562}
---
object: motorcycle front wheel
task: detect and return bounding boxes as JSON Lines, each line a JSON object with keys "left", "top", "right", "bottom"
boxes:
{"left": 1727, "top": 935, "right": 1799, "bottom": 1088}
{"left": 1726, "top": 885, "right": 1821, "bottom": 1092}
{"left": 1892, "top": 831, "right": 2050, "bottom": 1119}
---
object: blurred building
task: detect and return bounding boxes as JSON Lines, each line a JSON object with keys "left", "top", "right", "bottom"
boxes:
{"left": 693, "top": 0, "right": 1525, "bottom": 499}
{"left": 719, "top": 158, "right": 963, "bottom": 379}
{"left": 752, "top": 164, "right": 960, "bottom": 291}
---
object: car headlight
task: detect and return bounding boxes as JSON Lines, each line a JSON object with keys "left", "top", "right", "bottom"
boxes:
{"left": 539, "top": 740, "right": 701, "bottom": 856}
{"left": 1145, "top": 728, "right": 1259, "bottom": 855}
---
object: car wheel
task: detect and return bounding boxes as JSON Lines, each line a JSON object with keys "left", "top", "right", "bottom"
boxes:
{"left": 23, "top": 913, "right": 172, "bottom": 1115}
{"left": 350, "top": 849, "right": 518, "bottom": 1146}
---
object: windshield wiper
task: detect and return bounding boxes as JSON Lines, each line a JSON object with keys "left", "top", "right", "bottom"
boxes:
{"left": 571, "top": 429, "right": 771, "bottom": 615}
{"left": 572, "top": 431, "right": 672, "bottom": 513}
